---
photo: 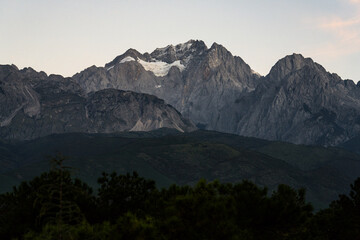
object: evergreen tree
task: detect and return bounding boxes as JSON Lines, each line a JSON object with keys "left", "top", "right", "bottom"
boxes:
{"left": 34, "top": 154, "right": 84, "bottom": 239}
{"left": 0, "top": 154, "right": 94, "bottom": 240}
{"left": 97, "top": 171, "right": 157, "bottom": 222}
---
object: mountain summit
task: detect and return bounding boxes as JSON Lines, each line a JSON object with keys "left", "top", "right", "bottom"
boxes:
{"left": 268, "top": 53, "right": 325, "bottom": 80}
{"left": 1, "top": 40, "right": 359, "bottom": 145}
{"left": 72, "top": 40, "right": 360, "bottom": 146}
{"left": 235, "top": 54, "right": 360, "bottom": 145}
{"left": 73, "top": 40, "right": 260, "bottom": 135}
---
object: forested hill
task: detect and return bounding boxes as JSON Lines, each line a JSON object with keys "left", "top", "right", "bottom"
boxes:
{"left": 1, "top": 129, "right": 360, "bottom": 209}
{"left": 1, "top": 160, "right": 360, "bottom": 239}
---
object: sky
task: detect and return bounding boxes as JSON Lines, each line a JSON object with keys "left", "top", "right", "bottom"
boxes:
{"left": 0, "top": 0, "right": 359, "bottom": 82}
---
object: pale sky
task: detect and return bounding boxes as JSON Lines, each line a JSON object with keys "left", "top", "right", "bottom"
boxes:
{"left": 1, "top": 0, "right": 359, "bottom": 82}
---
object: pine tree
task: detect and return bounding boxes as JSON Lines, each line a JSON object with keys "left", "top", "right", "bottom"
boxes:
{"left": 34, "top": 154, "right": 83, "bottom": 240}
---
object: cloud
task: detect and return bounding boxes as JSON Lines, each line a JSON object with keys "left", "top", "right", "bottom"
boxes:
{"left": 320, "top": 18, "right": 360, "bottom": 29}
{"left": 313, "top": 0, "right": 360, "bottom": 58}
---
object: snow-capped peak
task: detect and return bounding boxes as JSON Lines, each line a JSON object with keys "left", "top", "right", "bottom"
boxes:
{"left": 137, "top": 58, "right": 185, "bottom": 77}
{"left": 150, "top": 40, "right": 198, "bottom": 64}
{"left": 175, "top": 41, "right": 193, "bottom": 52}
{"left": 120, "top": 56, "right": 136, "bottom": 63}
{"left": 114, "top": 54, "right": 186, "bottom": 77}
{"left": 156, "top": 41, "right": 194, "bottom": 56}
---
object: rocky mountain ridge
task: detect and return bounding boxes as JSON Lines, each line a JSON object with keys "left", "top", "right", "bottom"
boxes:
{"left": 1, "top": 40, "right": 359, "bottom": 145}
{"left": 234, "top": 54, "right": 360, "bottom": 145}
{"left": 72, "top": 40, "right": 360, "bottom": 146}
{"left": 73, "top": 40, "right": 261, "bottom": 134}
{"left": 0, "top": 65, "right": 195, "bottom": 140}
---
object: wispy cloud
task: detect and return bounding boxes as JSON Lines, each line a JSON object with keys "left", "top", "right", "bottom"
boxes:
{"left": 320, "top": 18, "right": 360, "bottom": 29}
{"left": 314, "top": 0, "right": 360, "bottom": 58}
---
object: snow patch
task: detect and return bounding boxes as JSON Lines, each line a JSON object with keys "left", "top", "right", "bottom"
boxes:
{"left": 176, "top": 42, "right": 192, "bottom": 52}
{"left": 120, "top": 56, "right": 136, "bottom": 63}
{"left": 137, "top": 59, "right": 185, "bottom": 77}
{"left": 156, "top": 45, "right": 172, "bottom": 53}
{"left": 107, "top": 65, "right": 114, "bottom": 71}
{"left": 107, "top": 56, "right": 136, "bottom": 71}
{"left": 153, "top": 41, "right": 194, "bottom": 59}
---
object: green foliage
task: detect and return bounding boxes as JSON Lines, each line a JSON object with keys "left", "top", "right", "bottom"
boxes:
{"left": 258, "top": 185, "right": 313, "bottom": 240}
{"left": 23, "top": 221, "right": 114, "bottom": 240}
{"left": 97, "top": 171, "right": 156, "bottom": 222}
{"left": 158, "top": 180, "right": 244, "bottom": 240}
{"left": 35, "top": 154, "right": 83, "bottom": 225}
{"left": 112, "top": 213, "right": 159, "bottom": 240}
{"left": 3, "top": 130, "right": 360, "bottom": 210}
{"left": 23, "top": 214, "right": 159, "bottom": 240}
{"left": 2, "top": 158, "right": 360, "bottom": 240}
{"left": 310, "top": 177, "right": 360, "bottom": 240}
{"left": 0, "top": 155, "right": 94, "bottom": 240}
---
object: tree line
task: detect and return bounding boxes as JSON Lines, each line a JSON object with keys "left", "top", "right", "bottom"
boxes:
{"left": 1, "top": 155, "right": 360, "bottom": 240}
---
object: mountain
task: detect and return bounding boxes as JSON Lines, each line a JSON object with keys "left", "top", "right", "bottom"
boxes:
{"left": 72, "top": 41, "right": 360, "bottom": 146}
{"left": 1, "top": 130, "right": 359, "bottom": 209}
{"left": 234, "top": 54, "right": 360, "bottom": 146}
{"left": 0, "top": 65, "right": 195, "bottom": 140}
{"left": 1, "top": 40, "right": 359, "bottom": 145}
{"left": 73, "top": 40, "right": 261, "bottom": 133}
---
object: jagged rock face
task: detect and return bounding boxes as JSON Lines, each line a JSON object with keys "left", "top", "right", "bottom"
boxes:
{"left": 73, "top": 42, "right": 360, "bottom": 146}
{"left": 3, "top": 40, "right": 360, "bottom": 146}
{"left": 73, "top": 40, "right": 260, "bottom": 133}
{"left": 0, "top": 65, "right": 195, "bottom": 140}
{"left": 0, "top": 66, "right": 42, "bottom": 128}
{"left": 234, "top": 54, "right": 360, "bottom": 146}
{"left": 85, "top": 89, "right": 195, "bottom": 133}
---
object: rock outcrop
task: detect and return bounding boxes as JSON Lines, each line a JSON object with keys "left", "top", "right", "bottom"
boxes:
{"left": 0, "top": 65, "right": 195, "bottom": 140}
{"left": 73, "top": 41, "right": 360, "bottom": 145}
{"left": 2, "top": 40, "right": 360, "bottom": 146}
{"left": 234, "top": 54, "right": 360, "bottom": 145}
{"left": 73, "top": 40, "right": 260, "bottom": 133}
